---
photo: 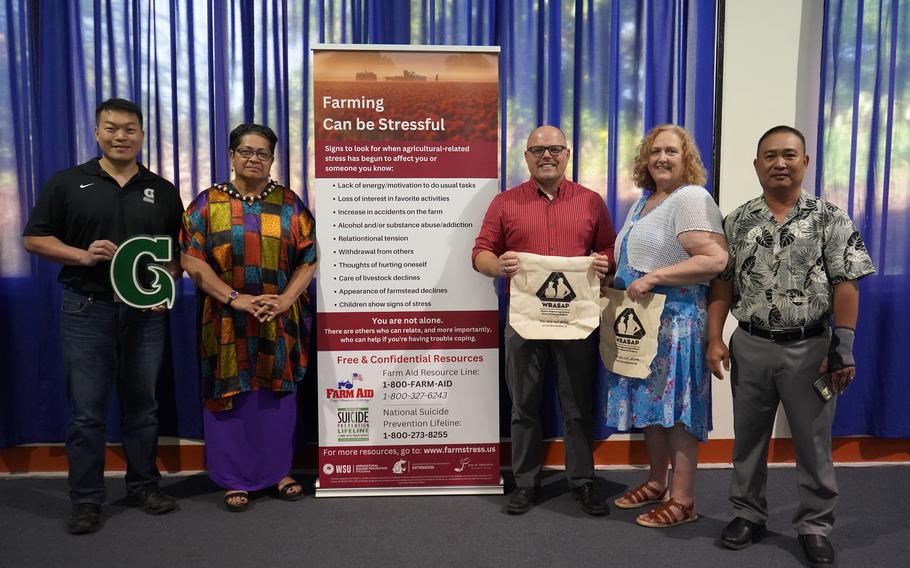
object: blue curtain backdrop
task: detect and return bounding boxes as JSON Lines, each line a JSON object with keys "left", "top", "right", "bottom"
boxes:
{"left": 817, "top": 0, "right": 910, "bottom": 437}
{"left": 0, "top": 0, "right": 718, "bottom": 447}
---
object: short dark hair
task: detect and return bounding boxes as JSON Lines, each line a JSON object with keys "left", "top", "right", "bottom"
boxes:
{"left": 229, "top": 123, "right": 279, "bottom": 153}
{"left": 95, "top": 98, "right": 143, "bottom": 128}
{"left": 757, "top": 125, "right": 806, "bottom": 156}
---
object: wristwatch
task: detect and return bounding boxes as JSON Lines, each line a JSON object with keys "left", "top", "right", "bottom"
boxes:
{"left": 226, "top": 290, "right": 239, "bottom": 306}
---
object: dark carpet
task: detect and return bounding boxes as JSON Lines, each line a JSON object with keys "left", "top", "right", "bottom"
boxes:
{"left": 1, "top": 465, "right": 906, "bottom": 568}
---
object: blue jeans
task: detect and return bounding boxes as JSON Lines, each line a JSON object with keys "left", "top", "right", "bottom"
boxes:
{"left": 60, "top": 289, "right": 166, "bottom": 504}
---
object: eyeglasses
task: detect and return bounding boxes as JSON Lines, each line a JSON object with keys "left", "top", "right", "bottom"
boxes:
{"left": 234, "top": 147, "right": 273, "bottom": 161}
{"left": 526, "top": 145, "right": 567, "bottom": 157}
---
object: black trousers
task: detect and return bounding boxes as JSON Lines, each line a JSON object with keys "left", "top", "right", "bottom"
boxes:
{"left": 504, "top": 324, "right": 596, "bottom": 488}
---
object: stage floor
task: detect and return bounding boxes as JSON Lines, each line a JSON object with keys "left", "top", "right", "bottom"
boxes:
{"left": 2, "top": 466, "right": 907, "bottom": 567}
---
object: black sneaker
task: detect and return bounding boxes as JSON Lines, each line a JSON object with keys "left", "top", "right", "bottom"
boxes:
{"left": 133, "top": 486, "right": 179, "bottom": 515}
{"left": 67, "top": 503, "right": 102, "bottom": 535}
{"left": 572, "top": 481, "right": 609, "bottom": 516}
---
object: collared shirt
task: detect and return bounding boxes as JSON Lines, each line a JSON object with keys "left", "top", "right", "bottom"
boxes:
{"left": 23, "top": 158, "right": 184, "bottom": 293}
{"left": 719, "top": 191, "right": 875, "bottom": 327}
{"left": 472, "top": 177, "right": 616, "bottom": 268}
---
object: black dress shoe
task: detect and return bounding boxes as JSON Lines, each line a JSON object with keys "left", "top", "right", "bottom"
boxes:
{"left": 799, "top": 534, "right": 835, "bottom": 566}
{"left": 67, "top": 503, "right": 102, "bottom": 535}
{"left": 133, "top": 486, "right": 179, "bottom": 515}
{"left": 505, "top": 486, "right": 537, "bottom": 515}
{"left": 720, "top": 517, "right": 766, "bottom": 550}
{"left": 571, "top": 481, "right": 609, "bottom": 517}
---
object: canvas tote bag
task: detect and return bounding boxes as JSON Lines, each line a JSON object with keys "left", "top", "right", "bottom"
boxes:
{"left": 599, "top": 288, "right": 666, "bottom": 379}
{"left": 508, "top": 253, "right": 600, "bottom": 340}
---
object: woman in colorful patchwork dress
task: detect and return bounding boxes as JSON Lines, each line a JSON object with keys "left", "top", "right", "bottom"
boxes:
{"left": 180, "top": 123, "right": 317, "bottom": 512}
{"left": 602, "top": 124, "right": 728, "bottom": 527}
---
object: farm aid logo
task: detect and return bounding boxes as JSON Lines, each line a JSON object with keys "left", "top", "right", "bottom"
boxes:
{"left": 325, "top": 372, "right": 375, "bottom": 400}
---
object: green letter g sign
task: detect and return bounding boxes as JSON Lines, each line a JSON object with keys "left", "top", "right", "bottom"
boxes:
{"left": 110, "top": 235, "right": 176, "bottom": 309}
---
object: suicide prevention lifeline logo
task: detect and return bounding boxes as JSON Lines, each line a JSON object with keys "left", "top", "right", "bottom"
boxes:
{"left": 336, "top": 407, "right": 369, "bottom": 442}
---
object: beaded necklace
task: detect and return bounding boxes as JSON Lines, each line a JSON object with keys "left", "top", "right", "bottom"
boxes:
{"left": 218, "top": 179, "right": 278, "bottom": 203}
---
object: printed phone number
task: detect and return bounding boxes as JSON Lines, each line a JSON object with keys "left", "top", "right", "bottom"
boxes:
{"left": 383, "top": 391, "right": 448, "bottom": 401}
{"left": 383, "top": 431, "right": 449, "bottom": 440}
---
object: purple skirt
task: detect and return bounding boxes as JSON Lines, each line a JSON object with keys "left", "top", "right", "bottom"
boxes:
{"left": 203, "top": 389, "right": 298, "bottom": 491}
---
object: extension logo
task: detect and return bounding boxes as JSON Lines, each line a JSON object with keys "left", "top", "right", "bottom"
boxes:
{"left": 392, "top": 459, "right": 408, "bottom": 474}
{"left": 109, "top": 235, "right": 176, "bottom": 309}
{"left": 535, "top": 272, "right": 576, "bottom": 304}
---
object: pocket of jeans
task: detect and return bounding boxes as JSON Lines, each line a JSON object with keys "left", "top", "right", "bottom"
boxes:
{"left": 61, "top": 291, "right": 91, "bottom": 315}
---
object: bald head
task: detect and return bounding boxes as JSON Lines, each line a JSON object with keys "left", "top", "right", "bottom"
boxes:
{"left": 527, "top": 125, "right": 567, "bottom": 148}
{"left": 524, "top": 125, "right": 570, "bottom": 194}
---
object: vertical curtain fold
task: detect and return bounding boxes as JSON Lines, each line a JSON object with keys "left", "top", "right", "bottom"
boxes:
{"left": 818, "top": 0, "right": 910, "bottom": 437}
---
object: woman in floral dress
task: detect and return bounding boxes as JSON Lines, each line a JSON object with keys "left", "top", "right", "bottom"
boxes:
{"left": 603, "top": 125, "right": 728, "bottom": 527}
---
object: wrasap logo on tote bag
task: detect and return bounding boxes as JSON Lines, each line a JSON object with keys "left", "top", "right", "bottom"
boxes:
{"left": 534, "top": 271, "right": 577, "bottom": 303}
{"left": 599, "top": 289, "right": 665, "bottom": 379}
{"left": 509, "top": 253, "right": 599, "bottom": 340}
{"left": 109, "top": 235, "right": 176, "bottom": 309}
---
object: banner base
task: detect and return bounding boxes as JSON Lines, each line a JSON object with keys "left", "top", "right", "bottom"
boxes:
{"left": 314, "top": 476, "right": 504, "bottom": 498}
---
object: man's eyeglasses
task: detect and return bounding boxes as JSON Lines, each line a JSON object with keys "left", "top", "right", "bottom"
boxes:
{"left": 526, "top": 145, "right": 567, "bottom": 157}
{"left": 234, "top": 147, "right": 273, "bottom": 161}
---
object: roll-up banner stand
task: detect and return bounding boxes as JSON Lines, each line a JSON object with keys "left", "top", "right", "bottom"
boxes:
{"left": 313, "top": 44, "right": 502, "bottom": 497}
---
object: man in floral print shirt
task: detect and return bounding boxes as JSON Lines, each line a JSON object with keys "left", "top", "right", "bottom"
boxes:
{"left": 706, "top": 126, "right": 875, "bottom": 567}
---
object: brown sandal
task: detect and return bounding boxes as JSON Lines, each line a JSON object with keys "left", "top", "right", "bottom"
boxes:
{"left": 613, "top": 482, "right": 669, "bottom": 509}
{"left": 635, "top": 498, "right": 698, "bottom": 528}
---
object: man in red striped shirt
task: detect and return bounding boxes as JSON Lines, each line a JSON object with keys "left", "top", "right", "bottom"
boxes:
{"left": 473, "top": 125, "right": 616, "bottom": 516}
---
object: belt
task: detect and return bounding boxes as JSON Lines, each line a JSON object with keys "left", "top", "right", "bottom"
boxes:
{"left": 738, "top": 321, "right": 826, "bottom": 343}
{"left": 66, "top": 287, "right": 117, "bottom": 302}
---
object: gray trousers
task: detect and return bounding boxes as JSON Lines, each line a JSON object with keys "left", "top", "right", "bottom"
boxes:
{"left": 728, "top": 327, "right": 838, "bottom": 535}
{"left": 504, "top": 324, "right": 596, "bottom": 489}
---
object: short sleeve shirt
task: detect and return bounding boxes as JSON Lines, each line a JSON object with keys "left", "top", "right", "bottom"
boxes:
{"left": 23, "top": 158, "right": 184, "bottom": 293}
{"left": 720, "top": 191, "right": 875, "bottom": 327}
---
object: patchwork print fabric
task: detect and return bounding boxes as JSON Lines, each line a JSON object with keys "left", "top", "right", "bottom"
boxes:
{"left": 181, "top": 183, "right": 316, "bottom": 410}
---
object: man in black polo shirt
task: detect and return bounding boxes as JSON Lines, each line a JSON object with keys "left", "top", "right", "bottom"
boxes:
{"left": 23, "top": 99, "right": 184, "bottom": 534}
